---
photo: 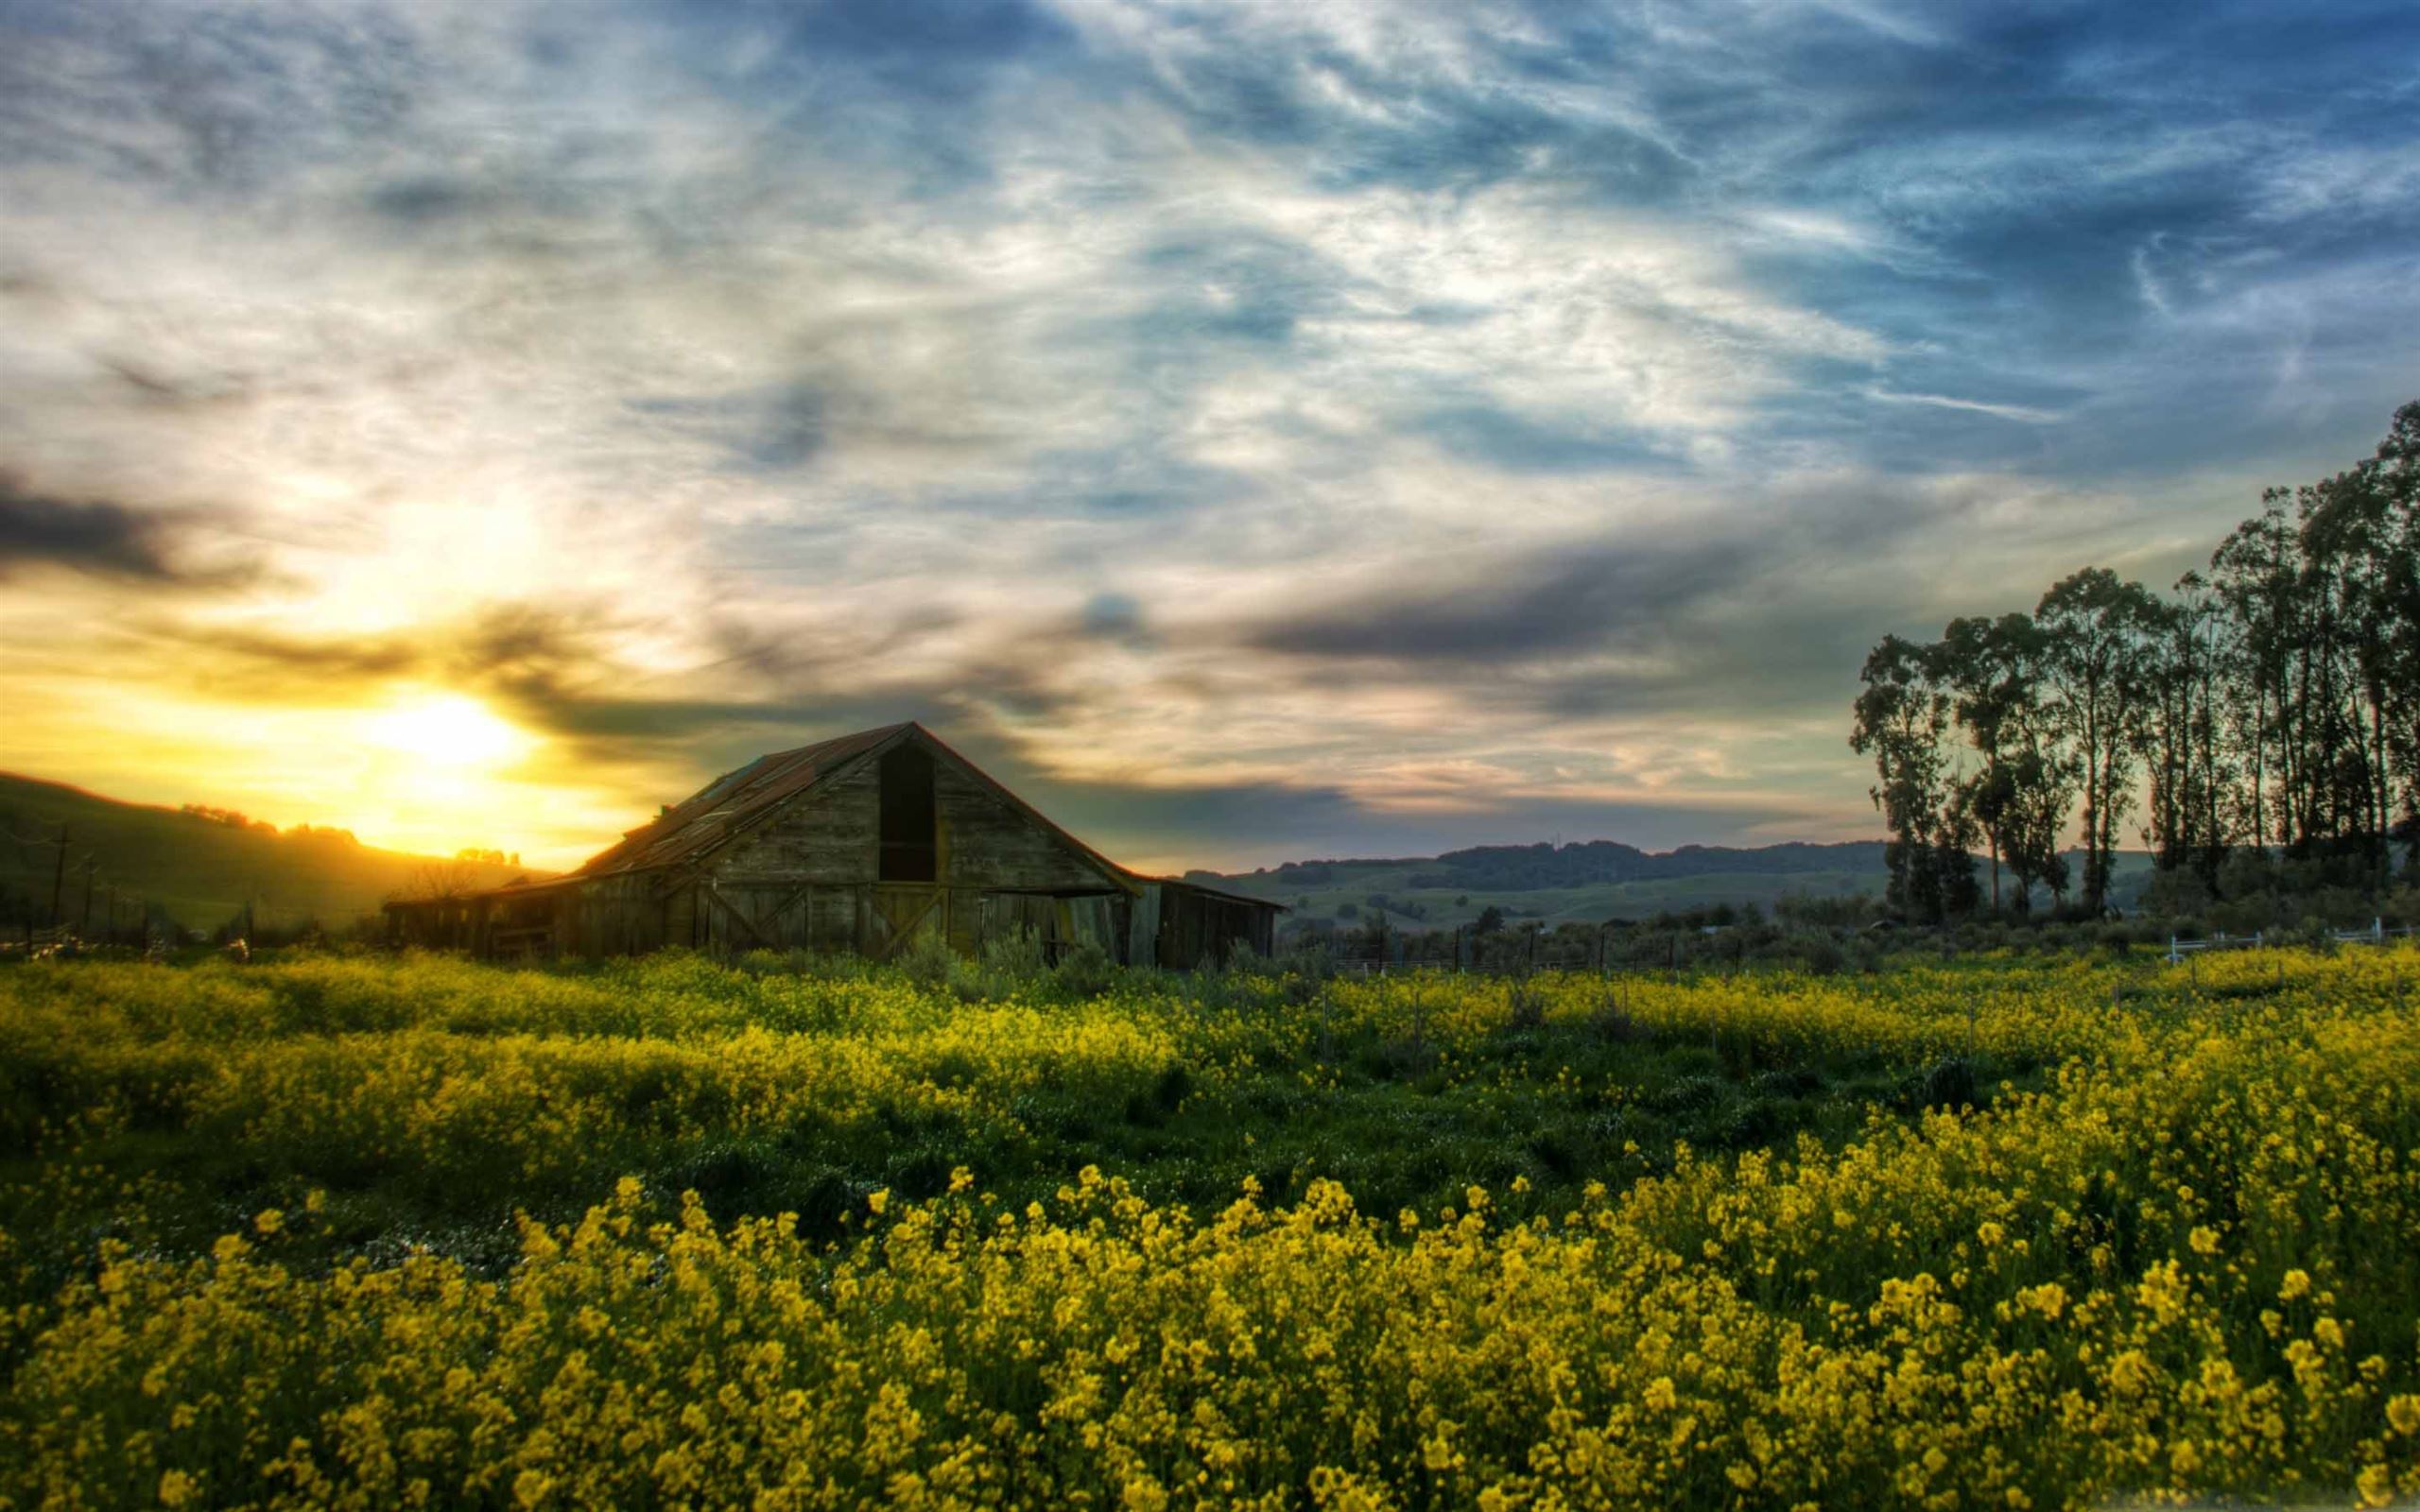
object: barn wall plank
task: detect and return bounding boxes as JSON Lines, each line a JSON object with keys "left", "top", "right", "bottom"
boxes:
{"left": 930, "top": 761, "right": 1121, "bottom": 892}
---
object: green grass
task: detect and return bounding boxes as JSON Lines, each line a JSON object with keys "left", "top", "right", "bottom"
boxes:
{"left": 0, "top": 951, "right": 2039, "bottom": 1296}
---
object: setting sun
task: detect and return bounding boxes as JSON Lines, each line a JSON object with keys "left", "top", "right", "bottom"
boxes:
{"left": 362, "top": 695, "right": 527, "bottom": 769}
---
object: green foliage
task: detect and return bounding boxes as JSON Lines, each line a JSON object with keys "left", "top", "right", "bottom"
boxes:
{"left": 978, "top": 924, "right": 1047, "bottom": 982}
{"left": 1050, "top": 940, "right": 1116, "bottom": 998}
{"left": 0, "top": 947, "right": 2135, "bottom": 1291}
{"left": 1852, "top": 401, "right": 2420, "bottom": 927}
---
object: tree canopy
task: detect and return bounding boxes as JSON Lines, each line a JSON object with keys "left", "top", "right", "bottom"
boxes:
{"left": 1851, "top": 402, "right": 2420, "bottom": 921}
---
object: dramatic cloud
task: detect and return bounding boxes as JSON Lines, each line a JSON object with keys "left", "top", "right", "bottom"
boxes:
{"left": 0, "top": 476, "right": 254, "bottom": 585}
{"left": 0, "top": 0, "right": 2413, "bottom": 868}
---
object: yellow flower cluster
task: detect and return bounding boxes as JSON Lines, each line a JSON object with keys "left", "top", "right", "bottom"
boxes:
{"left": 0, "top": 946, "right": 2416, "bottom": 1508}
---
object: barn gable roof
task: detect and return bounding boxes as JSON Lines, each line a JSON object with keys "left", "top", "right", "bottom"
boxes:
{"left": 569, "top": 721, "right": 1140, "bottom": 892}
{"left": 572, "top": 723, "right": 907, "bottom": 878}
{"left": 386, "top": 721, "right": 1287, "bottom": 920}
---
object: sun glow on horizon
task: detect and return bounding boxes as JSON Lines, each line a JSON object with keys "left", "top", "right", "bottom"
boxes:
{"left": 361, "top": 694, "right": 529, "bottom": 770}
{"left": 323, "top": 692, "right": 583, "bottom": 859}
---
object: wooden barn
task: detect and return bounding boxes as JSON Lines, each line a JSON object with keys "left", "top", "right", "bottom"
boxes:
{"left": 385, "top": 722, "right": 1281, "bottom": 967}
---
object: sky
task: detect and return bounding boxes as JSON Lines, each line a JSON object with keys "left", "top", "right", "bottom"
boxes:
{"left": 1, "top": 0, "right": 2415, "bottom": 874}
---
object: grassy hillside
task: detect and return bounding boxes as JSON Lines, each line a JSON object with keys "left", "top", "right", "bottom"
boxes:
{"left": 0, "top": 772, "right": 539, "bottom": 937}
{"left": 1197, "top": 844, "right": 2158, "bottom": 932}
{"left": 3, "top": 949, "right": 2415, "bottom": 1507}
{"left": 1197, "top": 857, "right": 1887, "bottom": 932}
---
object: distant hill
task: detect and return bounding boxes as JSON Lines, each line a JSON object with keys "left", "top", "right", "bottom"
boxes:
{"left": 1194, "top": 839, "right": 2154, "bottom": 933}
{"left": 0, "top": 772, "right": 542, "bottom": 937}
{"left": 1408, "top": 838, "right": 1892, "bottom": 891}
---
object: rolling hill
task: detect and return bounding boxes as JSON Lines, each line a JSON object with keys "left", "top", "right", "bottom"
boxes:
{"left": 0, "top": 772, "right": 541, "bottom": 938}
{"left": 1, "top": 768, "right": 2161, "bottom": 945}
{"left": 1194, "top": 838, "right": 2156, "bottom": 933}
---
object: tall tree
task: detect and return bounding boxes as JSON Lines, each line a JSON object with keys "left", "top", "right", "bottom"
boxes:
{"left": 1936, "top": 612, "right": 2070, "bottom": 914}
{"left": 2034, "top": 568, "right": 2161, "bottom": 915}
{"left": 2207, "top": 498, "right": 2302, "bottom": 851}
{"left": 2136, "top": 576, "right": 2231, "bottom": 888}
{"left": 2297, "top": 434, "right": 2419, "bottom": 881}
{"left": 2371, "top": 403, "right": 2420, "bottom": 869}
{"left": 1851, "top": 635, "right": 1954, "bottom": 921}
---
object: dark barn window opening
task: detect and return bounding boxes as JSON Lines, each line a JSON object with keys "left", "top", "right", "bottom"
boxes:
{"left": 878, "top": 743, "right": 938, "bottom": 881}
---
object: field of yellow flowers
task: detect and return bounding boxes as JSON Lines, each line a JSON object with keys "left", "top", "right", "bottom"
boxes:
{"left": 3, "top": 946, "right": 2418, "bottom": 1508}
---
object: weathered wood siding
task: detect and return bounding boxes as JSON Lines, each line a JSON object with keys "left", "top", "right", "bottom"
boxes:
{"left": 685, "top": 880, "right": 1130, "bottom": 960}
{"left": 928, "top": 760, "right": 1121, "bottom": 893}
{"left": 689, "top": 746, "right": 1130, "bottom": 957}
{"left": 1144, "top": 883, "right": 1279, "bottom": 969}
{"left": 394, "top": 868, "right": 1276, "bottom": 966}
{"left": 714, "top": 760, "right": 884, "bottom": 881}
{"left": 707, "top": 749, "right": 1128, "bottom": 893}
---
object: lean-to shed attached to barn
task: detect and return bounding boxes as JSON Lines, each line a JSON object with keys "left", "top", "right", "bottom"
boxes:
{"left": 385, "top": 722, "right": 1280, "bottom": 966}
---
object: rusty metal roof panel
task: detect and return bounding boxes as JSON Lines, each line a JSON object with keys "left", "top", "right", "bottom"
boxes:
{"left": 572, "top": 723, "right": 908, "bottom": 877}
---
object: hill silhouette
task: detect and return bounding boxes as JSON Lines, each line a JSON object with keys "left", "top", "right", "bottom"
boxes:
{"left": 0, "top": 772, "right": 540, "bottom": 939}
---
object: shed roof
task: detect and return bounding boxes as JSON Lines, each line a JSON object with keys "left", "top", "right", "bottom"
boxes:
{"left": 1160, "top": 877, "right": 1288, "bottom": 911}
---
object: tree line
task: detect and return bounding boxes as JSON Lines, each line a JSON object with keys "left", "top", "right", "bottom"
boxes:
{"left": 1853, "top": 402, "right": 2420, "bottom": 922}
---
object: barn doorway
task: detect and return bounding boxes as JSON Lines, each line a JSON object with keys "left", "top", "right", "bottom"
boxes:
{"left": 878, "top": 742, "right": 938, "bottom": 882}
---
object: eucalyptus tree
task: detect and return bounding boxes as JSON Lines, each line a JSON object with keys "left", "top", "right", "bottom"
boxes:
{"left": 2034, "top": 568, "right": 2162, "bottom": 915}
{"left": 1936, "top": 612, "right": 2071, "bottom": 914}
{"left": 2292, "top": 404, "right": 2420, "bottom": 879}
{"left": 2137, "top": 576, "right": 2232, "bottom": 889}
{"left": 2208, "top": 498, "right": 2302, "bottom": 851}
{"left": 1854, "top": 401, "right": 2420, "bottom": 919}
{"left": 2372, "top": 403, "right": 2420, "bottom": 868}
{"left": 1851, "top": 635, "right": 1956, "bottom": 921}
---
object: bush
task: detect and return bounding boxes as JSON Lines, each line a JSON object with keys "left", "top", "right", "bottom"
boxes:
{"left": 892, "top": 931, "right": 959, "bottom": 987}
{"left": 1785, "top": 930, "right": 1847, "bottom": 976}
{"left": 1051, "top": 941, "right": 1115, "bottom": 999}
{"left": 979, "top": 927, "right": 1046, "bottom": 984}
{"left": 894, "top": 933, "right": 988, "bottom": 1002}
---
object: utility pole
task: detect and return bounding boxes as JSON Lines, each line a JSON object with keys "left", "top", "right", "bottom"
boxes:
{"left": 47, "top": 824, "right": 68, "bottom": 936}
{"left": 79, "top": 857, "right": 96, "bottom": 938}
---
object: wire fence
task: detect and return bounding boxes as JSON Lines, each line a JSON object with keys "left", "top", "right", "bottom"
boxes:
{"left": 1305, "top": 916, "right": 2420, "bottom": 979}
{"left": 2166, "top": 919, "right": 2418, "bottom": 962}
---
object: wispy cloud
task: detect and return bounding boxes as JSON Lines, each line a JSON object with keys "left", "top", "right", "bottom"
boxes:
{"left": 1862, "top": 388, "right": 2063, "bottom": 424}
